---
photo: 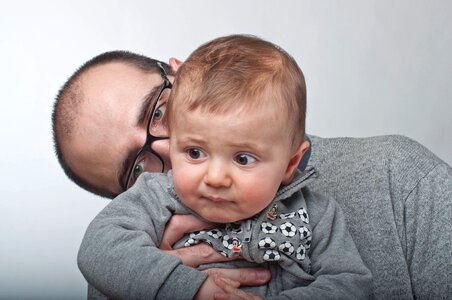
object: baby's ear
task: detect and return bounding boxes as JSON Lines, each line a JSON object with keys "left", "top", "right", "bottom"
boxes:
{"left": 169, "top": 58, "right": 184, "bottom": 72}
{"left": 282, "top": 140, "right": 310, "bottom": 185}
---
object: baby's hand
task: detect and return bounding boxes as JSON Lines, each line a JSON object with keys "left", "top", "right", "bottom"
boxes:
{"left": 213, "top": 277, "right": 263, "bottom": 300}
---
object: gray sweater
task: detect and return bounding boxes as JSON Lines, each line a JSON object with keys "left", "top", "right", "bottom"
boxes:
{"left": 79, "top": 135, "right": 452, "bottom": 299}
{"left": 78, "top": 168, "right": 371, "bottom": 299}
{"left": 307, "top": 135, "right": 451, "bottom": 299}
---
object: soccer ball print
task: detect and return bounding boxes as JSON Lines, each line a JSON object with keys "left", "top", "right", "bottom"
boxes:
{"left": 207, "top": 229, "right": 223, "bottom": 239}
{"left": 184, "top": 237, "right": 200, "bottom": 247}
{"left": 305, "top": 235, "right": 312, "bottom": 249}
{"left": 299, "top": 226, "right": 311, "bottom": 240}
{"left": 258, "top": 237, "right": 277, "bottom": 249}
{"left": 278, "top": 241, "right": 295, "bottom": 255}
{"left": 222, "top": 235, "right": 235, "bottom": 250}
{"left": 190, "top": 230, "right": 206, "bottom": 236}
{"left": 261, "top": 221, "right": 277, "bottom": 234}
{"left": 296, "top": 244, "right": 307, "bottom": 261}
{"left": 298, "top": 207, "right": 309, "bottom": 224}
{"left": 279, "top": 212, "right": 296, "bottom": 219}
{"left": 263, "top": 250, "right": 281, "bottom": 261}
{"left": 280, "top": 222, "right": 297, "bottom": 237}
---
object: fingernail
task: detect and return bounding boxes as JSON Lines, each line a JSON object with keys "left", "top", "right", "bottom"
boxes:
{"left": 214, "top": 292, "right": 226, "bottom": 300}
{"left": 256, "top": 269, "right": 270, "bottom": 281}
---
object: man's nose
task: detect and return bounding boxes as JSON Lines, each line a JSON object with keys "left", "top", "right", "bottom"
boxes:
{"left": 149, "top": 120, "right": 169, "bottom": 137}
{"left": 150, "top": 139, "right": 172, "bottom": 171}
{"left": 203, "top": 160, "right": 232, "bottom": 188}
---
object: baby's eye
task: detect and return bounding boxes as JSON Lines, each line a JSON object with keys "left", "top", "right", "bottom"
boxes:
{"left": 234, "top": 153, "right": 257, "bottom": 165}
{"left": 187, "top": 148, "right": 206, "bottom": 160}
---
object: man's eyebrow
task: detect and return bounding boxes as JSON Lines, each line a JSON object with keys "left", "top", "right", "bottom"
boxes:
{"left": 117, "top": 84, "right": 161, "bottom": 190}
{"left": 137, "top": 85, "right": 161, "bottom": 126}
{"left": 118, "top": 154, "right": 134, "bottom": 192}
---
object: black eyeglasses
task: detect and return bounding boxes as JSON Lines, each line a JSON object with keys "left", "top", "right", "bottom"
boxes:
{"left": 123, "top": 62, "right": 172, "bottom": 191}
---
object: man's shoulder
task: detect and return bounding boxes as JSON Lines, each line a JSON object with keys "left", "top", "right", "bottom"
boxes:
{"left": 311, "top": 134, "right": 437, "bottom": 161}
{"left": 309, "top": 134, "right": 442, "bottom": 177}
{"left": 307, "top": 134, "right": 446, "bottom": 202}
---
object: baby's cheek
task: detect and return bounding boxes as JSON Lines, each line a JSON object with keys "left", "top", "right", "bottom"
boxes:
{"left": 241, "top": 184, "right": 277, "bottom": 215}
{"left": 172, "top": 171, "right": 194, "bottom": 202}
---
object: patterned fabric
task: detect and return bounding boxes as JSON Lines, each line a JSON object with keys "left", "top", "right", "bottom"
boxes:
{"left": 178, "top": 168, "right": 316, "bottom": 273}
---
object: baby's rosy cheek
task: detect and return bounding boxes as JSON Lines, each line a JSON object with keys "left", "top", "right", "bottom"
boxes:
{"left": 242, "top": 188, "right": 275, "bottom": 211}
{"left": 173, "top": 175, "right": 192, "bottom": 198}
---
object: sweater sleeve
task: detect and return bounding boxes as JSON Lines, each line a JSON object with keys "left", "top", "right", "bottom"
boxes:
{"left": 404, "top": 162, "right": 452, "bottom": 299}
{"left": 270, "top": 192, "right": 372, "bottom": 299}
{"left": 77, "top": 174, "right": 208, "bottom": 299}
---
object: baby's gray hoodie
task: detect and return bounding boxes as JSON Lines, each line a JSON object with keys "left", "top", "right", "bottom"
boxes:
{"left": 78, "top": 168, "right": 371, "bottom": 299}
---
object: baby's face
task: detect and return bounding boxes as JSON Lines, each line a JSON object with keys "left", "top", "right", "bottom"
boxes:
{"left": 169, "top": 104, "right": 296, "bottom": 223}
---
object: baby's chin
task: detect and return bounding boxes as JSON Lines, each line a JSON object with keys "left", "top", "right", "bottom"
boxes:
{"left": 199, "top": 209, "right": 252, "bottom": 224}
{"left": 201, "top": 214, "right": 241, "bottom": 224}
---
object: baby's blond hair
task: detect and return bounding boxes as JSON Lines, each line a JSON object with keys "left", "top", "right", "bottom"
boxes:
{"left": 167, "top": 34, "right": 307, "bottom": 148}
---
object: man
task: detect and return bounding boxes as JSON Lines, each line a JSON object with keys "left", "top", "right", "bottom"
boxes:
{"left": 53, "top": 51, "right": 273, "bottom": 288}
{"left": 53, "top": 50, "right": 451, "bottom": 299}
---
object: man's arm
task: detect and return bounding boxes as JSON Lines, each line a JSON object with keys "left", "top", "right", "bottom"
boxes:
{"left": 78, "top": 174, "right": 208, "bottom": 299}
{"left": 405, "top": 162, "right": 452, "bottom": 298}
{"left": 79, "top": 173, "right": 271, "bottom": 299}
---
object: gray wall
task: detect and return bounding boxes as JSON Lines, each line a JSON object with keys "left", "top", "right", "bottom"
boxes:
{"left": 0, "top": 0, "right": 450, "bottom": 298}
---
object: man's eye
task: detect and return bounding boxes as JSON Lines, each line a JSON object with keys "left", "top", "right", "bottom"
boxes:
{"left": 149, "top": 104, "right": 168, "bottom": 136}
{"left": 234, "top": 153, "right": 257, "bottom": 165}
{"left": 132, "top": 161, "right": 145, "bottom": 178}
{"left": 152, "top": 104, "right": 166, "bottom": 122}
{"left": 187, "top": 148, "right": 205, "bottom": 160}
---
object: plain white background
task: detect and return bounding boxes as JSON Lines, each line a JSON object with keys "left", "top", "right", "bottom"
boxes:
{"left": 0, "top": 1, "right": 451, "bottom": 298}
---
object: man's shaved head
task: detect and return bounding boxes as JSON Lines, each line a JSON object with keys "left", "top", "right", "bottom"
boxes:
{"left": 52, "top": 51, "right": 172, "bottom": 198}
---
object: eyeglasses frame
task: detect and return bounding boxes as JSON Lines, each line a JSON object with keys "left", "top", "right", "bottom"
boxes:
{"left": 123, "top": 62, "right": 172, "bottom": 191}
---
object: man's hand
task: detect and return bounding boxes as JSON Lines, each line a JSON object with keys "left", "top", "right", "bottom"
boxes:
{"left": 205, "top": 268, "right": 270, "bottom": 288}
{"left": 195, "top": 272, "right": 268, "bottom": 300}
{"left": 195, "top": 275, "right": 239, "bottom": 300}
{"left": 161, "top": 214, "right": 218, "bottom": 250}
{"left": 213, "top": 277, "right": 263, "bottom": 300}
{"left": 161, "top": 214, "right": 227, "bottom": 267}
{"left": 161, "top": 214, "right": 271, "bottom": 290}
{"left": 165, "top": 243, "right": 231, "bottom": 267}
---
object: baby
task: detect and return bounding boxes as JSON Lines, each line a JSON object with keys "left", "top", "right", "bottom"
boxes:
{"left": 78, "top": 34, "right": 371, "bottom": 299}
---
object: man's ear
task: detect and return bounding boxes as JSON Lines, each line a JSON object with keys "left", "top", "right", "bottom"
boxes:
{"left": 282, "top": 140, "right": 310, "bottom": 185}
{"left": 169, "top": 58, "right": 184, "bottom": 73}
